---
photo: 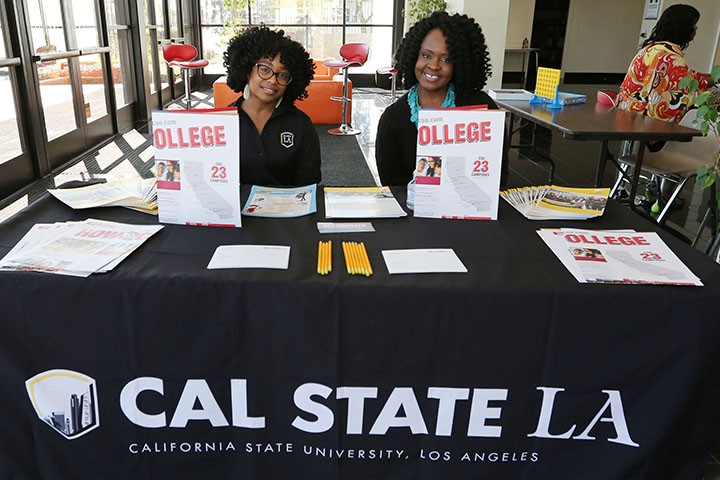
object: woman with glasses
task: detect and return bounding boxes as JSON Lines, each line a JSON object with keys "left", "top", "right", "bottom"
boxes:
{"left": 224, "top": 26, "right": 321, "bottom": 186}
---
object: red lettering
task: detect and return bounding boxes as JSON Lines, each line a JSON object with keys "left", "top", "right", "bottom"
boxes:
{"left": 618, "top": 237, "right": 635, "bottom": 246}
{"left": 167, "top": 128, "right": 178, "bottom": 148}
{"left": 432, "top": 125, "right": 442, "bottom": 145}
{"left": 467, "top": 122, "right": 479, "bottom": 142}
{"left": 201, "top": 126, "right": 214, "bottom": 146}
{"left": 606, "top": 236, "right": 620, "bottom": 245}
{"left": 153, "top": 128, "right": 167, "bottom": 149}
{"left": 480, "top": 121, "right": 491, "bottom": 141}
{"left": 633, "top": 236, "right": 650, "bottom": 246}
{"left": 442, "top": 124, "right": 453, "bottom": 144}
{"left": 189, "top": 127, "right": 201, "bottom": 147}
{"left": 177, "top": 128, "right": 190, "bottom": 147}
{"left": 455, "top": 123, "right": 466, "bottom": 143}
{"left": 214, "top": 126, "right": 226, "bottom": 146}
{"left": 418, "top": 126, "right": 430, "bottom": 145}
{"left": 565, "top": 234, "right": 581, "bottom": 243}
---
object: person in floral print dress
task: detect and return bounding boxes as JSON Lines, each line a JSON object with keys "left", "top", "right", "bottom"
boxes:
{"left": 615, "top": 4, "right": 710, "bottom": 125}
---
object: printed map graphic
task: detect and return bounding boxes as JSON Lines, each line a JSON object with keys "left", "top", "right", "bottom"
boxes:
{"left": 446, "top": 157, "right": 491, "bottom": 212}
{"left": 184, "top": 161, "right": 235, "bottom": 219}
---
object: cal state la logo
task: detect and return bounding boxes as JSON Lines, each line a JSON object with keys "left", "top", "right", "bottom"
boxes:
{"left": 26, "top": 369, "right": 100, "bottom": 440}
{"left": 280, "top": 132, "right": 294, "bottom": 148}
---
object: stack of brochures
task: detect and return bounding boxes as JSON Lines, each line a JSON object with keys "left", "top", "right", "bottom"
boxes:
{"left": 537, "top": 228, "right": 702, "bottom": 286}
{"left": 48, "top": 178, "right": 158, "bottom": 215}
{"left": 0, "top": 219, "right": 163, "bottom": 277}
{"left": 324, "top": 187, "right": 407, "bottom": 218}
{"left": 501, "top": 185, "right": 609, "bottom": 220}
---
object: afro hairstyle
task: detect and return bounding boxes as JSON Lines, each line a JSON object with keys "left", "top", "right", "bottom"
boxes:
{"left": 224, "top": 25, "right": 315, "bottom": 103}
{"left": 393, "top": 12, "right": 492, "bottom": 97}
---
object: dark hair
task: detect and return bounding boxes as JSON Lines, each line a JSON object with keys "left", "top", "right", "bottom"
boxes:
{"left": 224, "top": 25, "right": 315, "bottom": 103}
{"left": 393, "top": 12, "right": 492, "bottom": 97}
{"left": 643, "top": 4, "right": 700, "bottom": 50}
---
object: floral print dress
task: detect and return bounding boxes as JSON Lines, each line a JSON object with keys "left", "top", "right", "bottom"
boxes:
{"left": 615, "top": 41, "right": 709, "bottom": 124}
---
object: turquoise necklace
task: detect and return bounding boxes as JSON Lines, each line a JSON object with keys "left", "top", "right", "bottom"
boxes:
{"left": 408, "top": 83, "right": 456, "bottom": 127}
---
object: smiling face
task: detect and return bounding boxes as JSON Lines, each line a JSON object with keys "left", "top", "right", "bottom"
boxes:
{"left": 246, "top": 53, "right": 289, "bottom": 105}
{"left": 414, "top": 28, "right": 453, "bottom": 96}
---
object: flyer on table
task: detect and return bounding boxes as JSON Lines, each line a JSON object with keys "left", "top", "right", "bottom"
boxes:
{"left": 152, "top": 108, "right": 241, "bottom": 227}
{"left": 414, "top": 108, "right": 505, "bottom": 220}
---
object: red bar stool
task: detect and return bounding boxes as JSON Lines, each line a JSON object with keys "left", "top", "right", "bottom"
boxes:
{"left": 377, "top": 66, "right": 399, "bottom": 102}
{"left": 162, "top": 44, "right": 209, "bottom": 109}
{"left": 323, "top": 43, "right": 369, "bottom": 135}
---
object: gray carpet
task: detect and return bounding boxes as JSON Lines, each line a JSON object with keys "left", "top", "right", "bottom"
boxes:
{"left": 315, "top": 125, "right": 375, "bottom": 187}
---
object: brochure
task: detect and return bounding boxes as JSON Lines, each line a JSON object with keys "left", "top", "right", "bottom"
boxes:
{"left": 501, "top": 185, "right": 609, "bottom": 220}
{"left": 414, "top": 108, "right": 505, "bottom": 220}
{"left": 242, "top": 184, "right": 317, "bottom": 217}
{"left": 324, "top": 187, "right": 407, "bottom": 218}
{"left": 537, "top": 228, "right": 702, "bottom": 286}
{"left": 48, "top": 178, "right": 157, "bottom": 214}
{"left": 152, "top": 108, "right": 241, "bottom": 227}
{"left": 0, "top": 219, "right": 163, "bottom": 277}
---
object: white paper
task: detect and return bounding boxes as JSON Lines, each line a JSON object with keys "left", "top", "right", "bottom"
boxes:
{"left": 317, "top": 222, "right": 375, "bottom": 233}
{"left": 207, "top": 245, "right": 290, "bottom": 270}
{"left": 381, "top": 248, "right": 467, "bottom": 274}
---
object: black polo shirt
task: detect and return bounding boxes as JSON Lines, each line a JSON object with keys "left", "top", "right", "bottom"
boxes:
{"left": 235, "top": 98, "right": 321, "bottom": 187}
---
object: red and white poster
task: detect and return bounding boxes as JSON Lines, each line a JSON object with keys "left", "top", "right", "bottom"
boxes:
{"left": 152, "top": 108, "right": 241, "bottom": 227}
{"left": 414, "top": 108, "right": 505, "bottom": 220}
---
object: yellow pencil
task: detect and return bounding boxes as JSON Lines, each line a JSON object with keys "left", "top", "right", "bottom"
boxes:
{"left": 349, "top": 242, "right": 359, "bottom": 275}
{"left": 342, "top": 242, "right": 351, "bottom": 274}
{"left": 356, "top": 243, "right": 367, "bottom": 276}
{"left": 359, "top": 242, "right": 372, "bottom": 276}
{"left": 317, "top": 241, "right": 323, "bottom": 275}
{"left": 325, "top": 240, "right": 332, "bottom": 273}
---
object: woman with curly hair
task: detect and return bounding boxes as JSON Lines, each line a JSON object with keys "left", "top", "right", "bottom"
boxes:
{"left": 224, "top": 25, "right": 321, "bottom": 186}
{"left": 615, "top": 4, "right": 710, "bottom": 125}
{"left": 375, "top": 12, "right": 506, "bottom": 186}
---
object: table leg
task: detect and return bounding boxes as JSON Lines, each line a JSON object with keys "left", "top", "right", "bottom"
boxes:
{"left": 628, "top": 141, "right": 647, "bottom": 215}
{"left": 595, "top": 140, "right": 610, "bottom": 187}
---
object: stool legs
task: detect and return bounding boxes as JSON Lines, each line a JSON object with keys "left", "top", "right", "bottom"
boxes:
{"left": 328, "top": 67, "right": 360, "bottom": 136}
{"left": 182, "top": 67, "right": 192, "bottom": 109}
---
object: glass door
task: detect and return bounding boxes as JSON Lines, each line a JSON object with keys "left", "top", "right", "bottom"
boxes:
{"left": 144, "top": 0, "right": 193, "bottom": 110}
{"left": 27, "top": 0, "right": 114, "bottom": 170}
{"left": 0, "top": 6, "right": 36, "bottom": 199}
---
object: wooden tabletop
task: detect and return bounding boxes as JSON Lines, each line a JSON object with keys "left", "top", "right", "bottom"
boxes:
{"left": 495, "top": 98, "right": 702, "bottom": 142}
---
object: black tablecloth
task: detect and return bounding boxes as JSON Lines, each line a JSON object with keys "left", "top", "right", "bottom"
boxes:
{"left": 1, "top": 190, "right": 719, "bottom": 479}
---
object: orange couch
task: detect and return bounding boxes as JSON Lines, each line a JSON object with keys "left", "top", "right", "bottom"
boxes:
{"left": 212, "top": 60, "right": 352, "bottom": 124}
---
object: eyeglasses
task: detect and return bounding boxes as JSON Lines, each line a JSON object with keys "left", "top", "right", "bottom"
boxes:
{"left": 255, "top": 63, "right": 292, "bottom": 86}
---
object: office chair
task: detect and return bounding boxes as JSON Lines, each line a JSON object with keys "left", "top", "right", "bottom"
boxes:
{"left": 162, "top": 44, "right": 209, "bottom": 109}
{"left": 323, "top": 43, "right": 369, "bottom": 135}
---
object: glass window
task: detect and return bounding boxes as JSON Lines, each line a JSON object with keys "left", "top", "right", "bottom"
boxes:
{"left": 108, "top": 30, "right": 134, "bottom": 106}
{"left": 153, "top": 0, "right": 165, "bottom": 29}
{"left": 168, "top": 0, "right": 179, "bottom": 38}
{"left": 345, "top": 0, "right": 393, "bottom": 24}
{"left": 0, "top": 23, "right": 6, "bottom": 57}
{"left": 73, "top": 0, "right": 100, "bottom": 48}
{"left": 346, "top": 26, "right": 392, "bottom": 73}
{"left": 200, "top": 0, "right": 248, "bottom": 25}
{"left": 0, "top": 68, "right": 23, "bottom": 164}
{"left": 145, "top": 30, "right": 157, "bottom": 93}
{"left": 253, "top": 0, "right": 342, "bottom": 25}
{"left": 201, "top": 26, "right": 226, "bottom": 74}
{"left": 37, "top": 62, "right": 77, "bottom": 140}
{"left": 27, "top": 0, "right": 67, "bottom": 53}
{"left": 80, "top": 53, "right": 108, "bottom": 122}
{"left": 283, "top": 26, "right": 343, "bottom": 63}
